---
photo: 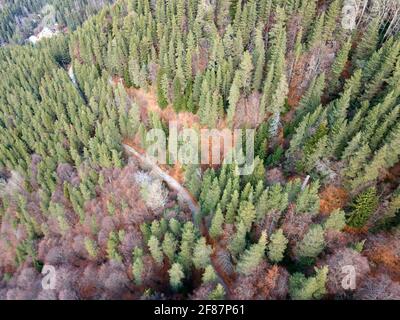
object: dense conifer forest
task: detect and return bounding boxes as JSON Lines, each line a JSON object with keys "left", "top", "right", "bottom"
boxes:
{"left": 0, "top": 0, "right": 400, "bottom": 300}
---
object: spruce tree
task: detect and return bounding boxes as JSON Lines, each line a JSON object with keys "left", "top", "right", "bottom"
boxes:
{"left": 267, "top": 229, "right": 288, "bottom": 263}
{"left": 193, "top": 237, "right": 212, "bottom": 269}
{"left": 210, "top": 205, "right": 225, "bottom": 239}
{"left": 209, "top": 284, "right": 226, "bottom": 300}
{"left": 228, "top": 221, "right": 247, "bottom": 258}
{"left": 148, "top": 235, "right": 164, "bottom": 266}
{"left": 169, "top": 262, "right": 185, "bottom": 291}
{"left": 324, "top": 209, "right": 346, "bottom": 231}
{"left": 237, "top": 231, "right": 267, "bottom": 275}
{"left": 296, "top": 225, "right": 325, "bottom": 260}
{"left": 202, "top": 265, "right": 218, "bottom": 284}
{"left": 347, "top": 187, "right": 379, "bottom": 228}
{"left": 162, "top": 232, "right": 177, "bottom": 262}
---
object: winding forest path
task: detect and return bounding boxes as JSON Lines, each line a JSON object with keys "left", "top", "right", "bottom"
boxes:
{"left": 122, "top": 143, "right": 232, "bottom": 298}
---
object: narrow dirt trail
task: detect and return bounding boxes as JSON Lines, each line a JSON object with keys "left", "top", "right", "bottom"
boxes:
{"left": 123, "top": 143, "right": 232, "bottom": 298}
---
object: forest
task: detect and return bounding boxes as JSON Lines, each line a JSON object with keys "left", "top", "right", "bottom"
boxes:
{"left": 0, "top": 0, "right": 399, "bottom": 300}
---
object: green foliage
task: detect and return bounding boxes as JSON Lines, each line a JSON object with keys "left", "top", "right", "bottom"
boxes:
{"left": 295, "top": 181, "right": 320, "bottom": 215}
{"left": 192, "top": 237, "right": 212, "bottom": 269}
{"left": 162, "top": 232, "right": 178, "bottom": 262}
{"left": 84, "top": 237, "right": 99, "bottom": 259}
{"left": 106, "top": 231, "right": 122, "bottom": 263}
{"left": 324, "top": 209, "right": 346, "bottom": 231}
{"left": 289, "top": 266, "right": 329, "bottom": 300}
{"left": 169, "top": 262, "right": 185, "bottom": 291}
{"left": 209, "top": 284, "right": 226, "bottom": 300}
{"left": 148, "top": 235, "right": 164, "bottom": 266}
{"left": 210, "top": 205, "right": 225, "bottom": 240}
{"left": 296, "top": 225, "right": 325, "bottom": 259}
{"left": 132, "top": 247, "right": 144, "bottom": 286}
{"left": 237, "top": 231, "right": 267, "bottom": 275}
{"left": 228, "top": 221, "right": 247, "bottom": 258}
{"left": 267, "top": 229, "right": 288, "bottom": 263}
{"left": 347, "top": 187, "right": 379, "bottom": 228}
{"left": 236, "top": 200, "right": 256, "bottom": 232}
{"left": 178, "top": 222, "right": 196, "bottom": 271}
{"left": 202, "top": 265, "right": 217, "bottom": 284}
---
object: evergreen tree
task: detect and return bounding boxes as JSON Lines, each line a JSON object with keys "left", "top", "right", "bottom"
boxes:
{"left": 84, "top": 237, "right": 98, "bottom": 259}
{"left": 236, "top": 200, "right": 256, "bottom": 232}
{"left": 289, "top": 266, "right": 329, "bottom": 300}
{"left": 324, "top": 209, "right": 346, "bottom": 231}
{"left": 162, "top": 232, "right": 177, "bottom": 262}
{"left": 228, "top": 221, "right": 247, "bottom": 258}
{"left": 296, "top": 225, "right": 325, "bottom": 260}
{"left": 267, "top": 229, "right": 288, "bottom": 263}
{"left": 330, "top": 40, "right": 352, "bottom": 92}
{"left": 210, "top": 205, "right": 225, "bottom": 239}
{"left": 209, "top": 284, "right": 226, "bottom": 300}
{"left": 148, "top": 235, "right": 164, "bottom": 266}
{"left": 193, "top": 237, "right": 212, "bottom": 269}
{"left": 178, "top": 222, "right": 196, "bottom": 270}
{"left": 252, "top": 26, "right": 265, "bottom": 91}
{"left": 202, "top": 265, "right": 218, "bottom": 284}
{"left": 237, "top": 231, "right": 267, "bottom": 275}
{"left": 169, "top": 262, "right": 185, "bottom": 291}
{"left": 353, "top": 18, "right": 380, "bottom": 66}
{"left": 347, "top": 187, "right": 379, "bottom": 228}
{"left": 132, "top": 247, "right": 144, "bottom": 286}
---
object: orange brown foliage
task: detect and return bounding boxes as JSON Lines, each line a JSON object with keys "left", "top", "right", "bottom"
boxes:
{"left": 319, "top": 185, "right": 348, "bottom": 215}
{"left": 367, "top": 246, "right": 400, "bottom": 282}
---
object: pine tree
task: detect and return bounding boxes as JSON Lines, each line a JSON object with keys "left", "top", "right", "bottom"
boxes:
{"left": 307, "top": 12, "right": 325, "bottom": 48}
{"left": 210, "top": 205, "right": 225, "bottom": 239}
{"left": 343, "top": 69, "right": 362, "bottom": 101}
{"left": 220, "top": 178, "right": 233, "bottom": 212}
{"left": 178, "top": 222, "right": 196, "bottom": 270}
{"left": 267, "top": 229, "right": 288, "bottom": 263}
{"left": 225, "top": 189, "right": 239, "bottom": 223}
{"left": 323, "top": 0, "right": 341, "bottom": 41}
{"left": 169, "top": 218, "right": 182, "bottom": 237}
{"left": 202, "top": 265, "right": 217, "bottom": 284}
{"left": 162, "top": 232, "right": 177, "bottom": 262}
{"left": 169, "top": 262, "right": 185, "bottom": 291}
{"left": 352, "top": 145, "right": 388, "bottom": 189}
{"left": 148, "top": 235, "right": 164, "bottom": 266}
{"left": 347, "top": 187, "right": 379, "bottom": 228}
{"left": 252, "top": 26, "right": 265, "bottom": 91}
{"left": 238, "top": 51, "right": 254, "bottom": 93}
{"left": 289, "top": 266, "right": 329, "bottom": 300}
{"left": 353, "top": 18, "right": 380, "bottom": 66}
{"left": 237, "top": 200, "right": 256, "bottom": 232}
{"left": 106, "top": 231, "right": 122, "bottom": 263}
{"left": 259, "top": 62, "right": 275, "bottom": 120}
{"left": 324, "top": 209, "right": 346, "bottom": 231}
{"left": 268, "top": 73, "right": 288, "bottom": 137}
{"left": 209, "top": 283, "right": 226, "bottom": 300}
{"left": 84, "top": 237, "right": 98, "bottom": 259}
{"left": 202, "top": 178, "right": 221, "bottom": 215}
{"left": 132, "top": 247, "right": 144, "bottom": 286}
{"left": 330, "top": 40, "right": 352, "bottom": 91}
{"left": 237, "top": 231, "right": 267, "bottom": 275}
{"left": 193, "top": 237, "right": 212, "bottom": 269}
{"left": 227, "top": 76, "right": 240, "bottom": 127}
{"left": 228, "top": 221, "right": 247, "bottom": 258}
{"left": 185, "top": 165, "right": 202, "bottom": 198}
{"left": 295, "top": 181, "right": 320, "bottom": 215}
{"left": 343, "top": 143, "right": 371, "bottom": 182}
{"left": 296, "top": 225, "right": 325, "bottom": 260}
